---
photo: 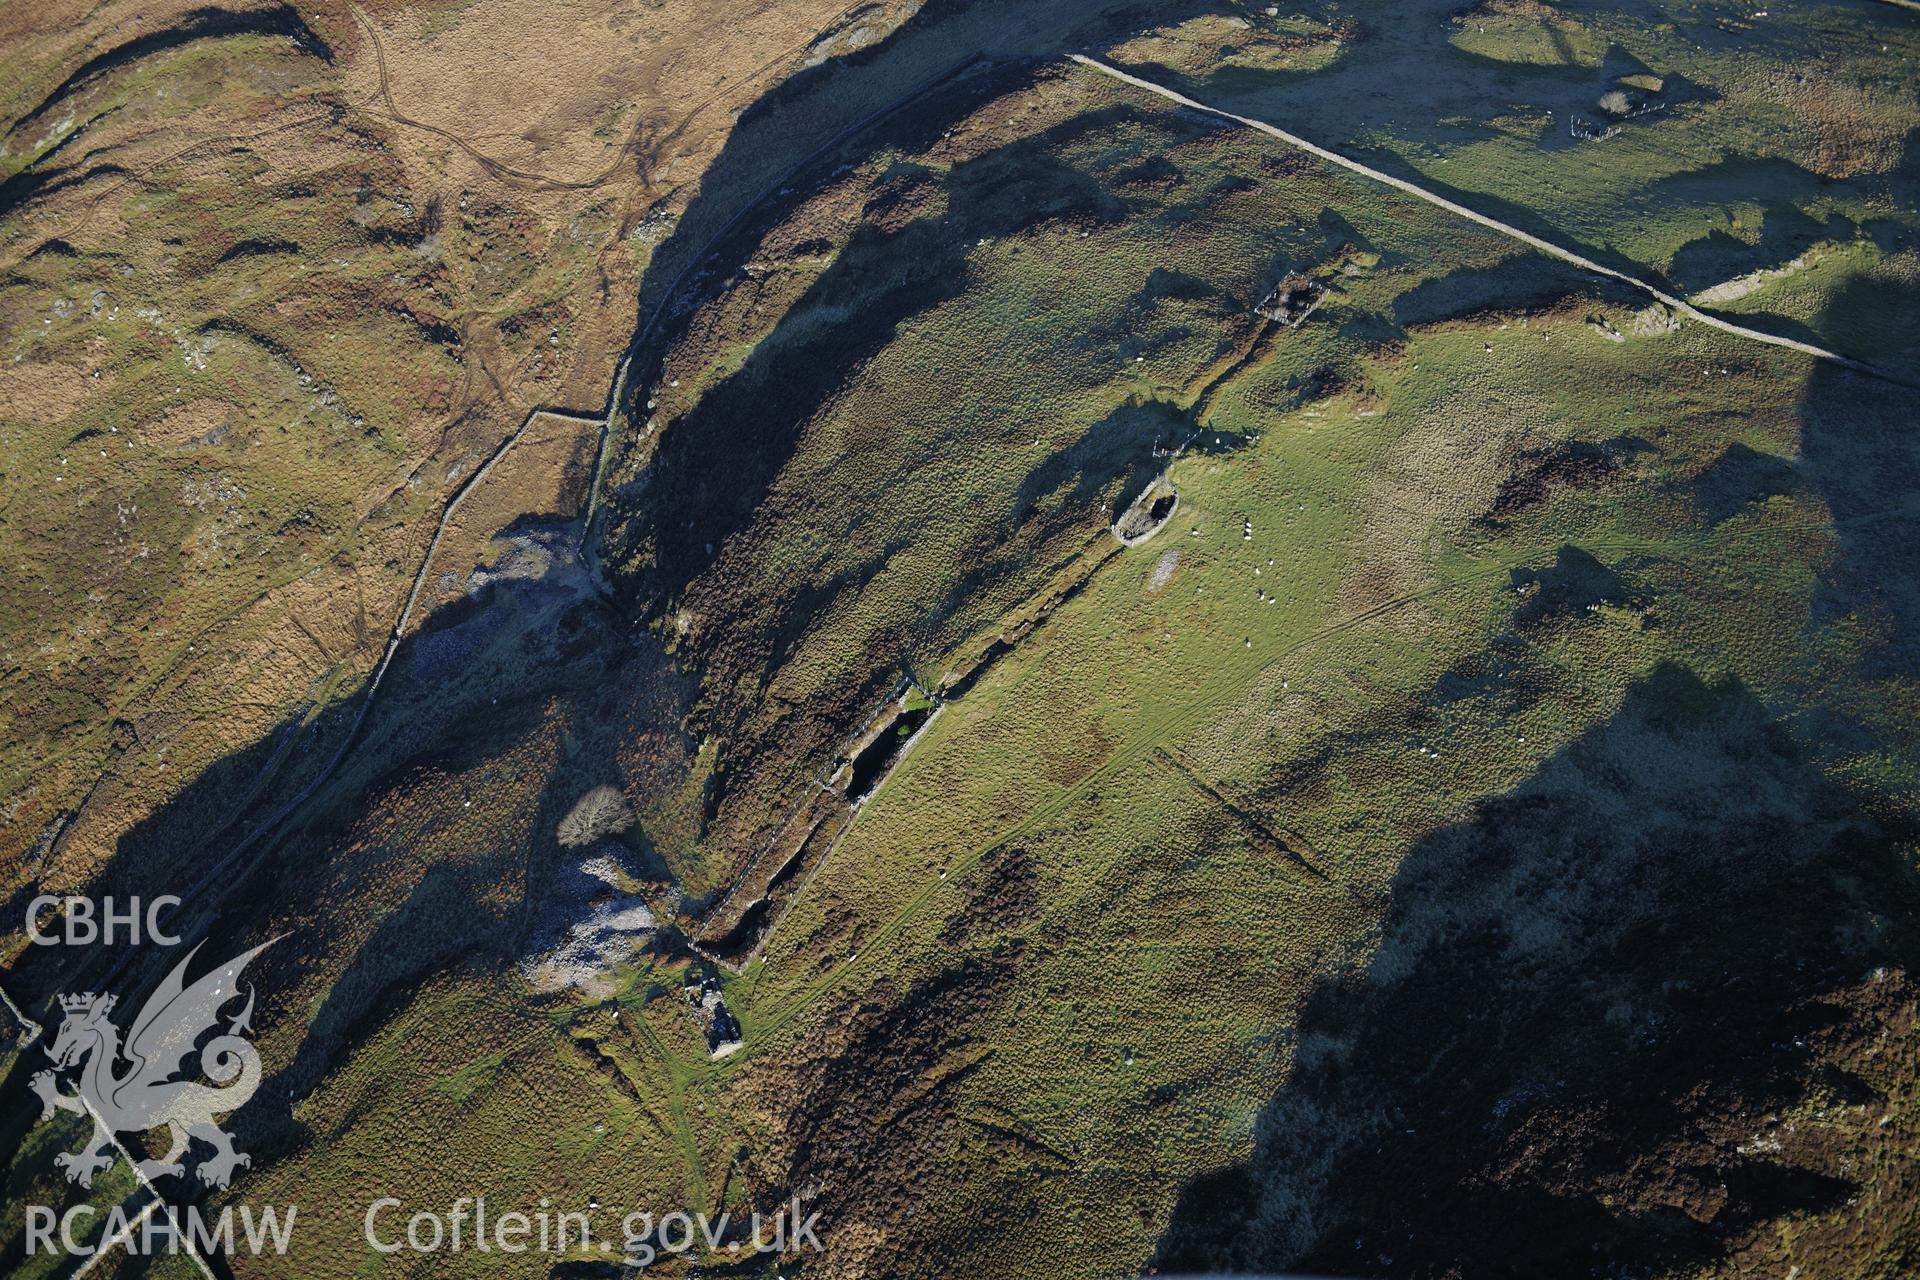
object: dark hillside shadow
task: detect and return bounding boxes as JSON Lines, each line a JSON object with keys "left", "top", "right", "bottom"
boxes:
{"left": 1010, "top": 397, "right": 1183, "bottom": 533}
{"left": 1156, "top": 663, "right": 1920, "bottom": 1277}
{"left": 2, "top": 564, "right": 626, "bottom": 1016}
{"left": 606, "top": 93, "right": 1141, "bottom": 615}
{"left": 1688, "top": 441, "right": 1802, "bottom": 527}
{"left": 1796, "top": 283, "right": 1920, "bottom": 677}
{"left": 612, "top": 0, "right": 1173, "bottom": 416}
{"left": 1392, "top": 254, "right": 1642, "bottom": 328}
{"left": 1665, "top": 209, "right": 1859, "bottom": 296}
{"left": 0, "top": 570, "right": 652, "bottom": 1257}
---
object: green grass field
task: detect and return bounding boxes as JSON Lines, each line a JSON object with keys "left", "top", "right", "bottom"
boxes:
{"left": 5, "top": 1, "right": 1917, "bottom": 1276}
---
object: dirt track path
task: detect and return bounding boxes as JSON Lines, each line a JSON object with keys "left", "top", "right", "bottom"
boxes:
{"left": 344, "top": 1, "right": 887, "bottom": 194}
{"left": 1070, "top": 55, "right": 1919, "bottom": 393}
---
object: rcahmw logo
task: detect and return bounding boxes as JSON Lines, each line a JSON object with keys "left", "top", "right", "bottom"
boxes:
{"left": 24, "top": 936, "right": 297, "bottom": 1257}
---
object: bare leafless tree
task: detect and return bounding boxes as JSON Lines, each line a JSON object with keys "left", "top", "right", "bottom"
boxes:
{"left": 558, "top": 785, "right": 636, "bottom": 848}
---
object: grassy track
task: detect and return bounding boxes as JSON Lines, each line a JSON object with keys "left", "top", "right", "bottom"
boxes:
{"left": 720, "top": 504, "right": 1858, "bottom": 1062}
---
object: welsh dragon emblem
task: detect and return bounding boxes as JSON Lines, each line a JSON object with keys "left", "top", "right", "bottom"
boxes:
{"left": 30, "top": 938, "right": 277, "bottom": 1190}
